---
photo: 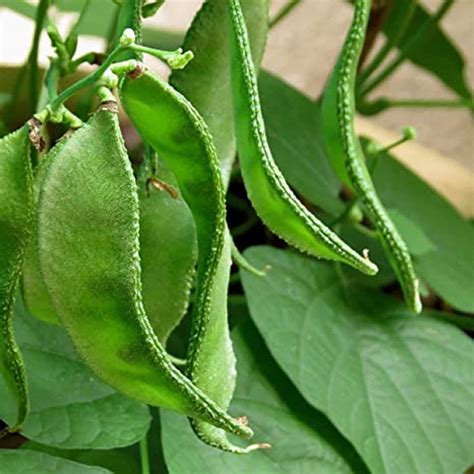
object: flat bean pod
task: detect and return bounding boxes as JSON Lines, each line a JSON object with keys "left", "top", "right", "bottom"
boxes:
{"left": 0, "top": 125, "right": 34, "bottom": 432}
{"left": 137, "top": 154, "right": 197, "bottom": 343}
{"left": 122, "top": 72, "right": 261, "bottom": 452}
{"left": 24, "top": 145, "right": 197, "bottom": 343}
{"left": 321, "top": 0, "right": 421, "bottom": 313}
{"left": 170, "top": 0, "right": 269, "bottom": 188}
{"left": 37, "top": 109, "right": 251, "bottom": 439}
{"left": 22, "top": 140, "right": 69, "bottom": 325}
{"left": 227, "top": 0, "right": 377, "bottom": 277}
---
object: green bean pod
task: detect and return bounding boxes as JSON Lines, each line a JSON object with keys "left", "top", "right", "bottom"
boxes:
{"left": 228, "top": 0, "right": 377, "bottom": 276}
{"left": 23, "top": 146, "right": 197, "bottom": 344}
{"left": 37, "top": 109, "right": 251, "bottom": 440}
{"left": 137, "top": 154, "right": 197, "bottom": 343}
{"left": 0, "top": 125, "right": 34, "bottom": 432}
{"left": 22, "top": 140, "right": 68, "bottom": 325}
{"left": 122, "top": 72, "right": 262, "bottom": 452}
{"left": 321, "top": 0, "right": 421, "bottom": 313}
{"left": 170, "top": 0, "right": 269, "bottom": 188}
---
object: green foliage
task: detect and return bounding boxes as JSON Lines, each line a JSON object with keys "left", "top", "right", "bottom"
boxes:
{"left": 0, "top": 298, "right": 151, "bottom": 449}
{"left": 259, "top": 71, "right": 343, "bottom": 216}
{"left": 0, "top": 0, "right": 472, "bottom": 472}
{"left": 241, "top": 246, "right": 474, "bottom": 474}
{"left": 0, "top": 449, "right": 113, "bottom": 474}
{"left": 161, "top": 321, "right": 368, "bottom": 474}
{"left": 382, "top": 0, "right": 471, "bottom": 99}
{"left": 371, "top": 147, "right": 474, "bottom": 312}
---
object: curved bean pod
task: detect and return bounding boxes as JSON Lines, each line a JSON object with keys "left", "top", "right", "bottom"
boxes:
{"left": 122, "top": 72, "right": 262, "bottom": 452}
{"left": 22, "top": 140, "right": 69, "bottom": 325}
{"left": 321, "top": 0, "right": 421, "bottom": 313}
{"left": 0, "top": 125, "right": 34, "bottom": 432}
{"left": 228, "top": 0, "right": 377, "bottom": 276}
{"left": 37, "top": 109, "right": 251, "bottom": 439}
{"left": 23, "top": 145, "right": 197, "bottom": 343}
{"left": 137, "top": 154, "right": 197, "bottom": 343}
{"left": 170, "top": 0, "right": 269, "bottom": 188}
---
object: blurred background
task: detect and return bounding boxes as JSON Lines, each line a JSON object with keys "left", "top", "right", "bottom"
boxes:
{"left": 1, "top": 0, "right": 472, "bottom": 198}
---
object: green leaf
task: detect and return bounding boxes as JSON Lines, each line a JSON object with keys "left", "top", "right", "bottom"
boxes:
{"left": 0, "top": 450, "right": 112, "bottom": 474}
{"left": 241, "top": 246, "right": 474, "bottom": 474}
{"left": 371, "top": 151, "right": 474, "bottom": 313}
{"left": 161, "top": 320, "right": 367, "bottom": 474}
{"left": 259, "top": 71, "right": 343, "bottom": 216}
{"left": 169, "top": 0, "right": 269, "bottom": 186}
{"left": 23, "top": 441, "right": 142, "bottom": 474}
{"left": 0, "top": 298, "right": 151, "bottom": 449}
{"left": 0, "top": 0, "right": 36, "bottom": 19}
{"left": 383, "top": 0, "right": 471, "bottom": 99}
{"left": 52, "top": 0, "right": 118, "bottom": 38}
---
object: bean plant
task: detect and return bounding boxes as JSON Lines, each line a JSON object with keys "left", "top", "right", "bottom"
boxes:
{"left": 0, "top": 0, "right": 473, "bottom": 473}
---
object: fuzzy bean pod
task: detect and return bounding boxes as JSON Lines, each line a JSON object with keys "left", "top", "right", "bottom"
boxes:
{"left": 321, "top": 0, "right": 421, "bottom": 313}
{"left": 0, "top": 125, "right": 34, "bottom": 433}
{"left": 137, "top": 155, "right": 197, "bottom": 343}
{"left": 37, "top": 109, "right": 251, "bottom": 439}
{"left": 170, "top": 0, "right": 269, "bottom": 188}
{"left": 228, "top": 0, "right": 377, "bottom": 276}
{"left": 23, "top": 145, "right": 197, "bottom": 344}
{"left": 122, "top": 72, "right": 263, "bottom": 452}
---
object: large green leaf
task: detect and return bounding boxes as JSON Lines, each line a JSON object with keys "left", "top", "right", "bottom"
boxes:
{"left": 169, "top": 0, "right": 269, "bottom": 186}
{"left": 383, "top": 0, "right": 470, "bottom": 99}
{"left": 161, "top": 321, "right": 367, "bottom": 474}
{"left": 371, "top": 150, "right": 474, "bottom": 313}
{"left": 22, "top": 441, "right": 142, "bottom": 474}
{"left": 0, "top": 298, "right": 151, "bottom": 449}
{"left": 242, "top": 246, "right": 474, "bottom": 474}
{"left": 259, "top": 71, "right": 343, "bottom": 216}
{"left": 0, "top": 450, "right": 112, "bottom": 474}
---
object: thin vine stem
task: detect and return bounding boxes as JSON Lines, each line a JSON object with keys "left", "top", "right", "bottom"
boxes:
{"left": 377, "top": 98, "right": 473, "bottom": 109}
{"left": 29, "top": 0, "right": 50, "bottom": 114}
{"left": 270, "top": 0, "right": 301, "bottom": 28}
{"left": 359, "top": 0, "right": 454, "bottom": 98}
{"left": 139, "top": 434, "right": 150, "bottom": 474}
{"left": 48, "top": 43, "right": 125, "bottom": 110}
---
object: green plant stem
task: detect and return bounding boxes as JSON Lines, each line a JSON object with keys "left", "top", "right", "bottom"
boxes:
{"left": 359, "top": 0, "right": 454, "bottom": 97}
{"left": 29, "top": 0, "right": 50, "bottom": 114}
{"left": 357, "top": 0, "right": 417, "bottom": 87}
{"left": 380, "top": 98, "right": 472, "bottom": 109}
{"left": 70, "top": 52, "right": 101, "bottom": 69}
{"left": 46, "top": 61, "right": 60, "bottom": 100}
{"left": 270, "top": 0, "right": 301, "bottom": 28}
{"left": 48, "top": 44, "right": 125, "bottom": 110}
{"left": 139, "top": 434, "right": 150, "bottom": 474}
{"left": 329, "top": 198, "right": 358, "bottom": 227}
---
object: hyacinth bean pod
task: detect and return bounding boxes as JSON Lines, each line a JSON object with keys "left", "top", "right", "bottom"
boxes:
{"left": 321, "top": 0, "right": 421, "bottom": 313}
{"left": 36, "top": 109, "right": 251, "bottom": 440}
{"left": 0, "top": 125, "right": 34, "bottom": 433}
{"left": 227, "top": 0, "right": 377, "bottom": 277}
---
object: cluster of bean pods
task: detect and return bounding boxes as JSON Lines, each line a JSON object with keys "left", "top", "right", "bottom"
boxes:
{"left": 0, "top": 0, "right": 421, "bottom": 454}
